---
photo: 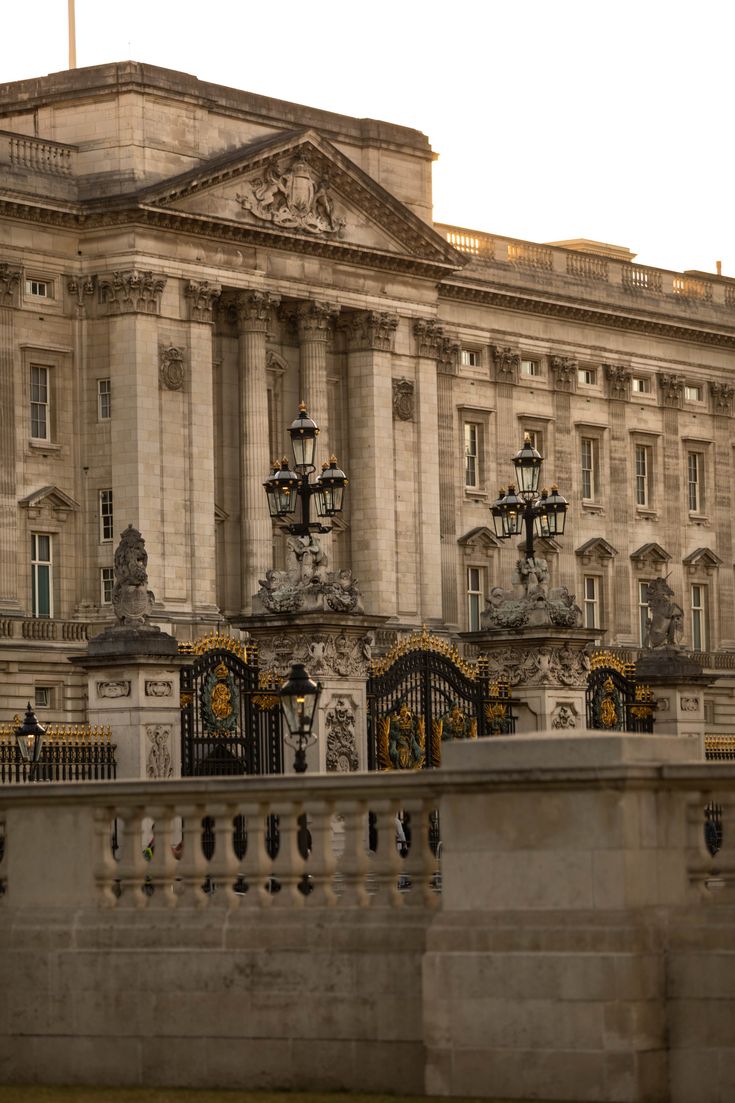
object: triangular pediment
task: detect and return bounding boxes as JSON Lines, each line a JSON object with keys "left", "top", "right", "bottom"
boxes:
{"left": 576, "top": 537, "right": 618, "bottom": 560}
{"left": 19, "top": 485, "right": 80, "bottom": 511}
{"left": 683, "top": 547, "right": 722, "bottom": 569}
{"left": 630, "top": 542, "right": 671, "bottom": 565}
{"left": 138, "top": 129, "right": 464, "bottom": 268}
{"left": 458, "top": 527, "right": 501, "bottom": 549}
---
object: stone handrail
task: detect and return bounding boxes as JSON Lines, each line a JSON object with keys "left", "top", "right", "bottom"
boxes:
{"left": 436, "top": 221, "right": 734, "bottom": 310}
{"left": 0, "top": 771, "right": 445, "bottom": 911}
{"left": 0, "top": 618, "right": 89, "bottom": 641}
{"left": 3, "top": 132, "right": 76, "bottom": 176}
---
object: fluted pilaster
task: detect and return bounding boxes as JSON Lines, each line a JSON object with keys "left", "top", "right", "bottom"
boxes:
{"left": 238, "top": 290, "right": 281, "bottom": 614}
{"left": 296, "top": 301, "right": 339, "bottom": 448}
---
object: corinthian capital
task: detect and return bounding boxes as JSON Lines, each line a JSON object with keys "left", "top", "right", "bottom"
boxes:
{"left": 342, "top": 310, "right": 398, "bottom": 352}
{"left": 236, "top": 289, "right": 281, "bottom": 333}
{"left": 99, "top": 270, "right": 167, "bottom": 315}
{"left": 659, "top": 372, "right": 684, "bottom": 408}
{"left": 294, "top": 300, "right": 340, "bottom": 341}
{"left": 549, "top": 355, "right": 578, "bottom": 392}
{"left": 185, "top": 280, "right": 221, "bottom": 323}
{"left": 603, "top": 363, "right": 631, "bottom": 401}
{"left": 413, "top": 319, "right": 444, "bottom": 358}
{"left": 491, "top": 345, "right": 520, "bottom": 383}
{"left": 710, "top": 380, "right": 734, "bottom": 416}
{"left": 67, "top": 274, "right": 97, "bottom": 310}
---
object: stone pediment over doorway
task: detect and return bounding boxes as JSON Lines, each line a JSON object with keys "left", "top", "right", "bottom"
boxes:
{"left": 137, "top": 129, "right": 464, "bottom": 274}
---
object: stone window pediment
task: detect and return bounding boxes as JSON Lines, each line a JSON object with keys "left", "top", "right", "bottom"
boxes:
{"left": 576, "top": 537, "right": 618, "bottom": 563}
{"left": 19, "top": 485, "right": 80, "bottom": 520}
{"left": 683, "top": 547, "right": 721, "bottom": 574}
{"left": 630, "top": 542, "right": 671, "bottom": 567}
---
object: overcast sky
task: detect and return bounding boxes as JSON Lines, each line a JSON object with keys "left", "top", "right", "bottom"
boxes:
{"left": 3, "top": 0, "right": 733, "bottom": 276}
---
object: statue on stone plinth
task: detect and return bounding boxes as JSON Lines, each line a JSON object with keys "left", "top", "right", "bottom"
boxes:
{"left": 644, "top": 577, "right": 684, "bottom": 650}
{"left": 112, "top": 524, "right": 156, "bottom": 625}
{"left": 482, "top": 555, "right": 582, "bottom": 630}
{"left": 254, "top": 535, "right": 363, "bottom": 615}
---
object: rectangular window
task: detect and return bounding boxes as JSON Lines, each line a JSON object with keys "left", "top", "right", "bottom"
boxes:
{"left": 520, "top": 359, "right": 539, "bottom": 377}
{"left": 691, "top": 584, "right": 707, "bottom": 651}
{"left": 30, "top": 365, "right": 49, "bottom": 439}
{"left": 578, "top": 367, "right": 596, "bottom": 386}
{"left": 523, "top": 428, "right": 544, "bottom": 455}
{"left": 461, "top": 349, "right": 480, "bottom": 368}
{"left": 100, "top": 566, "right": 114, "bottom": 605}
{"left": 98, "top": 378, "right": 111, "bottom": 420}
{"left": 583, "top": 576, "right": 600, "bottom": 629}
{"left": 635, "top": 444, "right": 651, "bottom": 507}
{"left": 632, "top": 377, "right": 650, "bottom": 394}
{"left": 467, "top": 567, "right": 484, "bottom": 632}
{"left": 31, "top": 533, "right": 52, "bottom": 618}
{"left": 464, "top": 422, "right": 480, "bottom": 488}
{"left": 25, "top": 278, "right": 50, "bottom": 298}
{"left": 687, "top": 452, "right": 703, "bottom": 512}
{"left": 685, "top": 384, "right": 703, "bottom": 402}
{"left": 638, "top": 581, "right": 651, "bottom": 646}
{"left": 99, "top": 490, "right": 114, "bottom": 542}
{"left": 581, "top": 437, "right": 597, "bottom": 500}
{"left": 34, "top": 686, "right": 51, "bottom": 708}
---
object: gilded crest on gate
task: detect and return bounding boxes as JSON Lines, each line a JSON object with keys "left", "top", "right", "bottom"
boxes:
{"left": 201, "top": 661, "right": 239, "bottom": 735}
{"left": 378, "top": 700, "right": 425, "bottom": 770}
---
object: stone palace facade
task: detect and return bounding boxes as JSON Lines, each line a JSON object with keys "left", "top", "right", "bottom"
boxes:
{"left": 1, "top": 62, "right": 735, "bottom": 726}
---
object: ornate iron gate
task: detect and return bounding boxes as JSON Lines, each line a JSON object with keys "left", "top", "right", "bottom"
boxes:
{"left": 366, "top": 627, "right": 515, "bottom": 771}
{"left": 585, "top": 652, "right": 655, "bottom": 733}
{"left": 180, "top": 632, "right": 283, "bottom": 776}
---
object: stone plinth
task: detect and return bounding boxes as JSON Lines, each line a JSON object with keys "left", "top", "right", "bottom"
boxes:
{"left": 243, "top": 611, "right": 388, "bottom": 773}
{"left": 73, "top": 628, "right": 186, "bottom": 779}
{"left": 462, "top": 625, "right": 600, "bottom": 733}
{"left": 636, "top": 647, "right": 714, "bottom": 756}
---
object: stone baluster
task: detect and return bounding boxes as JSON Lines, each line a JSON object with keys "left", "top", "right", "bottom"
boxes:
{"left": 366, "top": 799, "right": 404, "bottom": 907}
{"left": 237, "top": 290, "right": 281, "bottom": 614}
{"left": 334, "top": 800, "right": 370, "bottom": 906}
{"left": 303, "top": 798, "right": 337, "bottom": 906}
{"left": 269, "top": 803, "right": 308, "bottom": 907}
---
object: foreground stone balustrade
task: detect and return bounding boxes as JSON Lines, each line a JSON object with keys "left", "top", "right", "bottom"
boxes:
{"left": 1, "top": 736, "right": 734, "bottom": 1100}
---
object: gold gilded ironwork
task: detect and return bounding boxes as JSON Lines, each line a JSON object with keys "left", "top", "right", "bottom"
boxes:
{"left": 589, "top": 650, "right": 628, "bottom": 676}
{"left": 210, "top": 681, "right": 233, "bottom": 720}
{"left": 370, "top": 624, "right": 477, "bottom": 680}
{"left": 180, "top": 691, "right": 193, "bottom": 708}
{"left": 431, "top": 719, "right": 442, "bottom": 767}
{"left": 377, "top": 701, "right": 426, "bottom": 770}
{"left": 599, "top": 678, "right": 619, "bottom": 728}
{"left": 180, "top": 628, "right": 252, "bottom": 663}
{"left": 253, "top": 693, "right": 279, "bottom": 711}
{"left": 631, "top": 683, "right": 655, "bottom": 720}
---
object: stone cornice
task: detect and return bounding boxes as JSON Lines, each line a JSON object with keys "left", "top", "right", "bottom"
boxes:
{"left": 439, "top": 280, "right": 735, "bottom": 351}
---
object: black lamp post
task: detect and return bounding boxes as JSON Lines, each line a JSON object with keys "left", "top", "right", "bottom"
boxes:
{"left": 263, "top": 403, "right": 348, "bottom": 536}
{"left": 15, "top": 702, "right": 46, "bottom": 778}
{"left": 490, "top": 436, "right": 568, "bottom": 561}
{"left": 278, "top": 662, "right": 322, "bottom": 773}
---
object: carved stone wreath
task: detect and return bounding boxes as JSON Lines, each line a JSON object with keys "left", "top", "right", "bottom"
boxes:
{"left": 159, "top": 345, "right": 186, "bottom": 390}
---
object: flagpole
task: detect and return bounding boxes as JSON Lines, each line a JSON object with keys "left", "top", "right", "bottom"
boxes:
{"left": 68, "top": 0, "right": 77, "bottom": 69}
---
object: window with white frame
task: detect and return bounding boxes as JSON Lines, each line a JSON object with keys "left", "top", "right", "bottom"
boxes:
{"left": 632, "top": 376, "right": 651, "bottom": 394}
{"left": 461, "top": 349, "right": 480, "bottom": 368}
{"left": 31, "top": 533, "right": 53, "bottom": 618}
{"left": 98, "top": 378, "right": 111, "bottom": 420}
{"left": 99, "top": 490, "right": 114, "bottom": 542}
{"left": 687, "top": 451, "right": 704, "bottom": 512}
{"left": 691, "top": 584, "right": 707, "bottom": 651}
{"left": 25, "top": 278, "right": 52, "bottom": 298}
{"left": 685, "top": 384, "right": 703, "bottom": 402}
{"left": 580, "top": 437, "right": 598, "bottom": 501}
{"left": 100, "top": 566, "right": 114, "bottom": 605}
{"left": 467, "top": 567, "right": 484, "bottom": 632}
{"left": 583, "top": 576, "right": 601, "bottom": 629}
{"left": 30, "top": 365, "right": 50, "bottom": 440}
{"left": 523, "top": 427, "right": 544, "bottom": 455}
{"left": 634, "top": 444, "right": 652, "bottom": 507}
{"left": 638, "top": 580, "right": 651, "bottom": 646}
{"left": 520, "top": 359, "right": 540, "bottom": 377}
{"left": 578, "top": 366, "right": 596, "bottom": 386}
{"left": 464, "top": 422, "right": 480, "bottom": 488}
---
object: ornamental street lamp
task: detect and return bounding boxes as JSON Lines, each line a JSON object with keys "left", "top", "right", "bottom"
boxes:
{"left": 15, "top": 702, "right": 46, "bottom": 778}
{"left": 490, "top": 436, "right": 569, "bottom": 562}
{"left": 263, "top": 403, "right": 348, "bottom": 536}
{"left": 278, "top": 662, "right": 322, "bottom": 773}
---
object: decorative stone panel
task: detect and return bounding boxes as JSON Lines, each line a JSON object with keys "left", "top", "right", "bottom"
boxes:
{"left": 392, "top": 378, "right": 415, "bottom": 421}
{"left": 145, "top": 680, "right": 173, "bottom": 697}
{"left": 97, "top": 680, "right": 130, "bottom": 698}
{"left": 146, "top": 723, "right": 174, "bottom": 778}
{"left": 159, "top": 345, "right": 186, "bottom": 391}
{"left": 325, "top": 695, "right": 359, "bottom": 772}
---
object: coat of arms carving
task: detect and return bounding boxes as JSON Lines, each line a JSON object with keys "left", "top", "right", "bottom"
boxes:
{"left": 236, "top": 154, "right": 345, "bottom": 236}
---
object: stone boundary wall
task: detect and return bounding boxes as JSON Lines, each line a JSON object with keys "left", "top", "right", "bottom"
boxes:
{"left": 0, "top": 736, "right": 733, "bottom": 1102}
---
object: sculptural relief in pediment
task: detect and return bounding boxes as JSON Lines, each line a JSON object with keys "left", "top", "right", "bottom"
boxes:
{"left": 235, "top": 153, "right": 345, "bottom": 236}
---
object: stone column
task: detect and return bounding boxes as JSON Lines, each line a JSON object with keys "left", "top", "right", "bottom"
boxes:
{"left": 296, "top": 301, "right": 339, "bottom": 450}
{"left": 414, "top": 331, "right": 442, "bottom": 623}
{"left": 604, "top": 365, "right": 633, "bottom": 639}
{"left": 345, "top": 311, "right": 399, "bottom": 617}
{"left": 0, "top": 265, "right": 20, "bottom": 612}
{"left": 237, "top": 290, "right": 280, "bottom": 615}
{"left": 415, "top": 322, "right": 460, "bottom": 628}
{"left": 185, "top": 281, "right": 221, "bottom": 621}
{"left": 659, "top": 374, "right": 685, "bottom": 596}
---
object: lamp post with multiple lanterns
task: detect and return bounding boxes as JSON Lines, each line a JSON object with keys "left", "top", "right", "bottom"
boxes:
{"left": 490, "top": 436, "right": 569, "bottom": 560}
{"left": 14, "top": 702, "right": 46, "bottom": 779}
{"left": 263, "top": 403, "right": 348, "bottom": 537}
